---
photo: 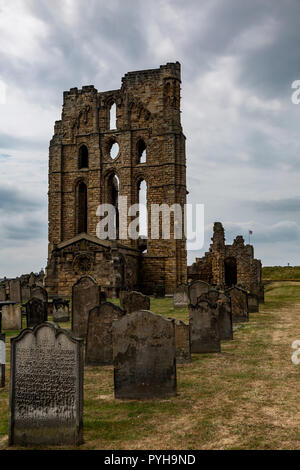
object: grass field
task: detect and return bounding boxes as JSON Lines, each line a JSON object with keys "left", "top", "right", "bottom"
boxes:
{"left": 2, "top": 282, "right": 300, "bottom": 450}
{"left": 263, "top": 266, "right": 300, "bottom": 280}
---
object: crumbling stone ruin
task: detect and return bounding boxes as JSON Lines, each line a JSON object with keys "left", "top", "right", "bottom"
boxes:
{"left": 188, "top": 222, "right": 263, "bottom": 300}
{"left": 45, "top": 62, "right": 187, "bottom": 298}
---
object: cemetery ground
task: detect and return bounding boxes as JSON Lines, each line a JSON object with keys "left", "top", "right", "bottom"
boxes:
{"left": 1, "top": 282, "right": 300, "bottom": 450}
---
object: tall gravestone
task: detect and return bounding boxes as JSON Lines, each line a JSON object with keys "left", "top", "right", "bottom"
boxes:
{"left": 226, "top": 287, "right": 249, "bottom": 323}
{"left": 113, "top": 310, "right": 177, "bottom": 399}
{"left": 0, "top": 286, "right": 6, "bottom": 301}
{"left": 26, "top": 298, "right": 48, "bottom": 328}
{"left": 119, "top": 291, "right": 150, "bottom": 315}
{"left": 0, "top": 333, "right": 5, "bottom": 388}
{"left": 9, "top": 322, "right": 84, "bottom": 446}
{"left": 72, "top": 276, "right": 100, "bottom": 339}
{"left": 172, "top": 319, "right": 191, "bottom": 364}
{"left": 189, "top": 299, "right": 221, "bottom": 353}
{"left": 188, "top": 280, "right": 210, "bottom": 306}
{"left": 31, "top": 286, "right": 48, "bottom": 304}
{"left": 9, "top": 279, "right": 22, "bottom": 303}
{"left": 2, "top": 304, "right": 22, "bottom": 330}
{"left": 173, "top": 285, "right": 188, "bottom": 308}
{"left": 216, "top": 292, "right": 233, "bottom": 341}
{"left": 86, "top": 302, "right": 125, "bottom": 366}
{"left": 248, "top": 293, "right": 259, "bottom": 313}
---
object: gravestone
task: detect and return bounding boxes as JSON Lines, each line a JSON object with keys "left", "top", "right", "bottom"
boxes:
{"left": 9, "top": 322, "right": 84, "bottom": 446}
{"left": 0, "top": 285, "right": 6, "bottom": 301}
{"left": 2, "top": 304, "right": 22, "bottom": 330}
{"left": 153, "top": 285, "right": 165, "bottom": 298}
{"left": 189, "top": 300, "right": 221, "bottom": 353}
{"left": 113, "top": 310, "right": 177, "bottom": 399}
{"left": 120, "top": 291, "right": 150, "bottom": 315}
{"left": 31, "top": 286, "right": 48, "bottom": 304}
{"left": 86, "top": 302, "right": 125, "bottom": 366}
{"left": 216, "top": 293, "right": 233, "bottom": 341}
{"left": 26, "top": 298, "right": 48, "bottom": 328}
{"left": 226, "top": 287, "right": 249, "bottom": 322}
{"left": 21, "top": 285, "right": 31, "bottom": 302}
{"left": 248, "top": 293, "right": 259, "bottom": 313}
{"left": 0, "top": 333, "right": 5, "bottom": 388}
{"left": 172, "top": 319, "right": 191, "bottom": 364}
{"left": 173, "top": 285, "right": 188, "bottom": 308}
{"left": 259, "top": 284, "right": 265, "bottom": 303}
{"left": 52, "top": 298, "right": 70, "bottom": 323}
{"left": 72, "top": 276, "right": 100, "bottom": 339}
{"left": 188, "top": 280, "right": 210, "bottom": 306}
{"left": 9, "top": 279, "right": 22, "bottom": 303}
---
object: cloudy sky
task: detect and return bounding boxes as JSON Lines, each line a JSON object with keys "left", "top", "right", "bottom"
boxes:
{"left": 0, "top": 0, "right": 300, "bottom": 277}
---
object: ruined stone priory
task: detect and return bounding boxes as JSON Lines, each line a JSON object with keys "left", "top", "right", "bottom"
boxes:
{"left": 45, "top": 62, "right": 187, "bottom": 298}
{"left": 188, "top": 222, "right": 264, "bottom": 300}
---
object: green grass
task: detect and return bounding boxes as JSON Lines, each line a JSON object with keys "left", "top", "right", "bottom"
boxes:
{"left": 263, "top": 265, "right": 300, "bottom": 281}
{"left": 2, "top": 283, "right": 300, "bottom": 449}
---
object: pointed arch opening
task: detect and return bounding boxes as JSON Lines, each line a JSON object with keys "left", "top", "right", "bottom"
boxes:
{"left": 225, "top": 257, "right": 237, "bottom": 287}
{"left": 78, "top": 145, "right": 89, "bottom": 169}
{"left": 76, "top": 181, "right": 88, "bottom": 234}
{"left": 137, "top": 138, "right": 147, "bottom": 163}
{"left": 107, "top": 173, "right": 120, "bottom": 239}
{"left": 138, "top": 179, "right": 148, "bottom": 252}
{"left": 109, "top": 102, "right": 117, "bottom": 130}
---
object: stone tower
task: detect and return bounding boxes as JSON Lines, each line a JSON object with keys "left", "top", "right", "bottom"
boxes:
{"left": 45, "top": 62, "right": 187, "bottom": 297}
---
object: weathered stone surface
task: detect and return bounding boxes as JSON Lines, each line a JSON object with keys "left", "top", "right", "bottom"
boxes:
{"left": 188, "top": 280, "right": 210, "bottom": 306}
{"left": 9, "top": 322, "right": 84, "bottom": 446}
{"left": 52, "top": 298, "right": 70, "bottom": 323}
{"left": 31, "top": 286, "right": 48, "bottom": 304}
{"left": 259, "top": 284, "right": 265, "bottom": 303}
{"left": 26, "top": 298, "right": 48, "bottom": 328}
{"left": 216, "top": 293, "right": 233, "bottom": 341}
{"left": 248, "top": 293, "right": 259, "bottom": 313}
{"left": 113, "top": 310, "right": 177, "bottom": 399}
{"left": 0, "top": 286, "right": 6, "bottom": 301}
{"left": 173, "top": 319, "right": 191, "bottom": 364}
{"left": 0, "top": 333, "right": 5, "bottom": 388}
{"left": 153, "top": 285, "right": 166, "bottom": 298}
{"left": 86, "top": 302, "right": 125, "bottom": 365}
{"left": 2, "top": 305, "right": 22, "bottom": 330}
{"left": 189, "top": 300, "right": 221, "bottom": 353}
{"left": 173, "top": 285, "right": 188, "bottom": 308}
{"left": 226, "top": 287, "right": 249, "bottom": 323}
{"left": 119, "top": 291, "right": 150, "bottom": 315}
{"left": 72, "top": 275, "right": 100, "bottom": 339}
{"left": 9, "top": 279, "right": 22, "bottom": 303}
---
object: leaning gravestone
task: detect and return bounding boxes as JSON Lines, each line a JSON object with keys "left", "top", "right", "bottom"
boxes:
{"left": 189, "top": 299, "right": 221, "bottom": 353}
{"left": 188, "top": 280, "right": 210, "bottom": 306}
{"left": 26, "top": 298, "right": 48, "bottom": 328}
{"left": 72, "top": 276, "right": 100, "bottom": 339}
{"left": 31, "top": 286, "right": 48, "bottom": 304}
{"left": 52, "top": 299, "right": 70, "bottom": 323}
{"left": 216, "top": 293, "right": 233, "bottom": 341}
{"left": 248, "top": 293, "right": 259, "bottom": 313}
{"left": 86, "top": 302, "right": 125, "bottom": 366}
{"left": 173, "top": 285, "right": 189, "bottom": 308}
{"left": 2, "top": 304, "right": 22, "bottom": 330}
{"left": 9, "top": 279, "right": 22, "bottom": 303}
{"left": 113, "top": 310, "right": 177, "bottom": 399}
{"left": 9, "top": 322, "right": 84, "bottom": 446}
{"left": 0, "top": 333, "right": 5, "bottom": 388}
{"left": 120, "top": 291, "right": 150, "bottom": 315}
{"left": 172, "top": 319, "right": 191, "bottom": 364}
{"left": 226, "top": 287, "right": 249, "bottom": 323}
{"left": 0, "top": 285, "right": 6, "bottom": 301}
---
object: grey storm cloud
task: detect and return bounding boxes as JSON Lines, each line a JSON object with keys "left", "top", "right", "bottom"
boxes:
{"left": 252, "top": 198, "right": 300, "bottom": 213}
{"left": 0, "top": 187, "right": 43, "bottom": 212}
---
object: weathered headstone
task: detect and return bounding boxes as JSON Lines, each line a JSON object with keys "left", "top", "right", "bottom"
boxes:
{"left": 120, "top": 291, "right": 150, "bottom": 315}
{"left": 153, "top": 285, "right": 165, "bottom": 298}
{"left": 248, "top": 293, "right": 259, "bottom": 313}
{"left": 21, "top": 285, "right": 31, "bottom": 302}
{"left": 189, "top": 300, "right": 221, "bottom": 353}
{"left": 52, "top": 298, "right": 70, "bottom": 323}
{"left": 72, "top": 276, "right": 100, "bottom": 339}
{"left": 113, "top": 310, "right": 177, "bottom": 399}
{"left": 0, "top": 333, "right": 5, "bottom": 388}
{"left": 0, "top": 285, "right": 6, "bottom": 301}
{"left": 173, "top": 285, "right": 188, "bottom": 308}
{"left": 2, "top": 304, "right": 22, "bottom": 330}
{"left": 188, "top": 280, "right": 210, "bottom": 306}
{"left": 226, "top": 287, "right": 249, "bottom": 323}
{"left": 86, "top": 302, "right": 125, "bottom": 366}
{"left": 9, "top": 322, "right": 84, "bottom": 446}
{"left": 9, "top": 279, "right": 22, "bottom": 303}
{"left": 31, "top": 286, "right": 48, "bottom": 304}
{"left": 216, "top": 293, "right": 233, "bottom": 341}
{"left": 26, "top": 298, "right": 48, "bottom": 328}
{"left": 172, "top": 319, "right": 191, "bottom": 364}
